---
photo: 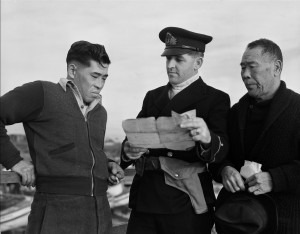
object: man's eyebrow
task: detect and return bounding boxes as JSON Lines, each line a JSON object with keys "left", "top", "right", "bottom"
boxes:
{"left": 91, "top": 72, "right": 108, "bottom": 76}
{"left": 240, "top": 61, "right": 258, "bottom": 66}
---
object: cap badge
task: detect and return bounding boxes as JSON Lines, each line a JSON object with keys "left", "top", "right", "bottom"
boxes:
{"left": 165, "top": 32, "right": 177, "bottom": 46}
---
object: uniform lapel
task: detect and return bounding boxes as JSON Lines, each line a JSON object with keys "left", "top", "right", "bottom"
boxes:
{"left": 152, "top": 84, "right": 171, "bottom": 117}
{"left": 154, "top": 78, "right": 207, "bottom": 116}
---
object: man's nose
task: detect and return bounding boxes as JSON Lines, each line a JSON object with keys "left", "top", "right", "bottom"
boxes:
{"left": 241, "top": 68, "right": 251, "bottom": 80}
{"left": 95, "top": 78, "right": 104, "bottom": 89}
{"left": 167, "top": 58, "right": 176, "bottom": 69}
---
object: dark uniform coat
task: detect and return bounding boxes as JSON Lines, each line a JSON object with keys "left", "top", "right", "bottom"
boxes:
{"left": 121, "top": 77, "right": 230, "bottom": 213}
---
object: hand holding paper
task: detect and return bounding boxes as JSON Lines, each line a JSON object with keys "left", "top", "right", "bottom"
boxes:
{"left": 240, "top": 160, "right": 262, "bottom": 179}
{"left": 123, "top": 141, "right": 148, "bottom": 161}
{"left": 180, "top": 117, "right": 211, "bottom": 144}
{"left": 122, "top": 110, "right": 197, "bottom": 150}
{"left": 241, "top": 160, "right": 273, "bottom": 195}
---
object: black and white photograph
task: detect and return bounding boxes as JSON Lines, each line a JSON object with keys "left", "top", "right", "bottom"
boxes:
{"left": 1, "top": 0, "right": 300, "bottom": 233}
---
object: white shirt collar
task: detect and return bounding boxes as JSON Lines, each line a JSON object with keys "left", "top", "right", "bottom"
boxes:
{"left": 169, "top": 73, "right": 199, "bottom": 99}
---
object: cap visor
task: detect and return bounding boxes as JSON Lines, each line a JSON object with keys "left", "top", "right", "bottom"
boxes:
{"left": 161, "top": 48, "right": 193, "bottom": 56}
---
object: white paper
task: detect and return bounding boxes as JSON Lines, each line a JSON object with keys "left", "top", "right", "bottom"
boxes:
{"left": 122, "top": 110, "right": 196, "bottom": 150}
{"left": 240, "top": 160, "right": 262, "bottom": 179}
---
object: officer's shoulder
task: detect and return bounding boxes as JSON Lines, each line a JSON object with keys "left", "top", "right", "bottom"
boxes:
{"left": 147, "top": 85, "right": 167, "bottom": 95}
{"left": 205, "top": 83, "right": 229, "bottom": 99}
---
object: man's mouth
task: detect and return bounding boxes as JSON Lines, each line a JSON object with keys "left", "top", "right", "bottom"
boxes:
{"left": 92, "top": 92, "right": 101, "bottom": 96}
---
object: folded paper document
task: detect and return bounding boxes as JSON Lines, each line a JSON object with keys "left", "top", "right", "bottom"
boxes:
{"left": 240, "top": 160, "right": 262, "bottom": 179}
{"left": 122, "top": 110, "right": 196, "bottom": 150}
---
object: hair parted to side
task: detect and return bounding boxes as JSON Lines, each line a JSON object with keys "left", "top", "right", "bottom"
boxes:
{"left": 247, "top": 38, "right": 283, "bottom": 65}
{"left": 66, "top": 40, "right": 111, "bottom": 67}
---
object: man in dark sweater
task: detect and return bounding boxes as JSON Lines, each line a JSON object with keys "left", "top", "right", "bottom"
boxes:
{"left": 0, "top": 41, "right": 124, "bottom": 234}
{"left": 212, "top": 39, "right": 300, "bottom": 233}
{"left": 120, "top": 27, "right": 230, "bottom": 234}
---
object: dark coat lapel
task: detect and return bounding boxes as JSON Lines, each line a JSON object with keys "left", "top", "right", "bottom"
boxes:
{"left": 237, "top": 81, "right": 291, "bottom": 159}
{"left": 261, "top": 82, "right": 291, "bottom": 135}
{"left": 154, "top": 78, "right": 207, "bottom": 116}
{"left": 251, "top": 81, "right": 291, "bottom": 157}
{"left": 151, "top": 84, "right": 170, "bottom": 117}
{"left": 236, "top": 95, "right": 249, "bottom": 156}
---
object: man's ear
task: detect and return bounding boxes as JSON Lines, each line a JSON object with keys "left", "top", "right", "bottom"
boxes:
{"left": 194, "top": 57, "right": 203, "bottom": 70}
{"left": 273, "top": 59, "right": 282, "bottom": 77}
{"left": 67, "top": 63, "right": 77, "bottom": 79}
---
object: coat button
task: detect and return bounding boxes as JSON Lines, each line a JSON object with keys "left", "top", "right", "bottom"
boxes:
{"left": 174, "top": 173, "right": 179, "bottom": 177}
{"left": 167, "top": 152, "right": 173, "bottom": 157}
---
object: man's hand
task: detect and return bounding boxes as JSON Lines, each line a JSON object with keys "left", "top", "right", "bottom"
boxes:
{"left": 180, "top": 117, "right": 211, "bottom": 144}
{"left": 123, "top": 141, "right": 148, "bottom": 161}
{"left": 245, "top": 172, "right": 273, "bottom": 195}
{"left": 221, "top": 166, "right": 246, "bottom": 193}
{"left": 108, "top": 161, "right": 124, "bottom": 186}
{"left": 11, "top": 160, "right": 35, "bottom": 187}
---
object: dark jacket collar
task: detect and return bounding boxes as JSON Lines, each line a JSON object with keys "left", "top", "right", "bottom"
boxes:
{"left": 237, "top": 81, "right": 292, "bottom": 157}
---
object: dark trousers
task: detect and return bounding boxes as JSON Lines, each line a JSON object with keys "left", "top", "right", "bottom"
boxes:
{"left": 26, "top": 192, "right": 112, "bottom": 234}
{"left": 126, "top": 207, "right": 214, "bottom": 234}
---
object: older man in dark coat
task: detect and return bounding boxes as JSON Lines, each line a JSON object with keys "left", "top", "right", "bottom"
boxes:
{"left": 212, "top": 38, "right": 300, "bottom": 234}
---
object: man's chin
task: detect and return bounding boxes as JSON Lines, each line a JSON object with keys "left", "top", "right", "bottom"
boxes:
{"left": 168, "top": 76, "right": 178, "bottom": 83}
{"left": 247, "top": 91, "right": 260, "bottom": 99}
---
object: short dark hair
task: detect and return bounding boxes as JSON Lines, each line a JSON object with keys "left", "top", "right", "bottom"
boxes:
{"left": 188, "top": 51, "right": 204, "bottom": 58}
{"left": 247, "top": 38, "right": 283, "bottom": 64}
{"left": 66, "top": 40, "right": 111, "bottom": 67}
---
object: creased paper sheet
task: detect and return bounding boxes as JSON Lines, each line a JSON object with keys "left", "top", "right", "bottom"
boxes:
{"left": 240, "top": 160, "right": 262, "bottom": 179}
{"left": 122, "top": 110, "right": 196, "bottom": 150}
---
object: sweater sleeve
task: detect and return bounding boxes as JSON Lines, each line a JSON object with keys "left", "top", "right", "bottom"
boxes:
{"left": 0, "top": 81, "right": 44, "bottom": 169}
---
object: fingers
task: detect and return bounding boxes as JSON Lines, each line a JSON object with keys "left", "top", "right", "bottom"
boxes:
{"left": 109, "top": 162, "right": 121, "bottom": 175}
{"left": 21, "top": 172, "right": 28, "bottom": 186}
{"left": 180, "top": 118, "right": 211, "bottom": 144}
{"left": 124, "top": 142, "right": 148, "bottom": 160}
{"left": 108, "top": 172, "right": 124, "bottom": 186}
{"left": 29, "top": 173, "right": 36, "bottom": 187}
{"left": 222, "top": 166, "right": 245, "bottom": 193}
{"left": 108, "top": 176, "right": 118, "bottom": 186}
{"left": 21, "top": 168, "right": 35, "bottom": 187}
{"left": 11, "top": 160, "right": 35, "bottom": 187}
{"left": 108, "top": 162, "right": 125, "bottom": 186}
{"left": 245, "top": 172, "right": 273, "bottom": 195}
{"left": 180, "top": 118, "right": 205, "bottom": 129}
{"left": 248, "top": 184, "right": 260, "bottom": 193}
{"left": 223, "top": 177, "right": 245, "bottom": 193}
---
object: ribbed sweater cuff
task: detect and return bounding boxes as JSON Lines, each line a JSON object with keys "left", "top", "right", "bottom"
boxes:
{"left": 2, "top": 153, "right": 23, "bottom": 170}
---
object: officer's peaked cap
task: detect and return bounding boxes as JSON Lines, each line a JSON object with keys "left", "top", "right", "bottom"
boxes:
{"left": 159, "top": 27, "right": 213, "bottom": 56}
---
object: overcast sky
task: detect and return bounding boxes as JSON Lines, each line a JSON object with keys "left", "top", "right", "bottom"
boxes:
{"left": 1, "top": 0, "right": 300, "bottom": 141}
